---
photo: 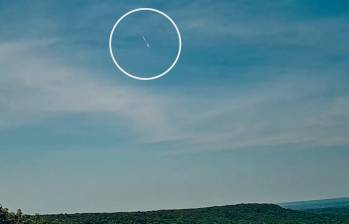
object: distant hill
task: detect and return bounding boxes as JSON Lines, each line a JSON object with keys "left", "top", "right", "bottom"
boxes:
{"left": 41, "top": 204, "right": 349, "bottom": 224}
{"left": 305, "top": 206, "right": 349, "bottom": 217}
{"left": 280, "top": 197, "right": 349, "bottom": 210}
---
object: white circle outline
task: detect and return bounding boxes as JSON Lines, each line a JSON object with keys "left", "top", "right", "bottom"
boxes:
{"left": 109, "top": 8, "right": 182, "bottom": 81}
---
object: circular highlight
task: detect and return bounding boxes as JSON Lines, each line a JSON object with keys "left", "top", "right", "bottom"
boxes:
{"left": 109, "top": 8, "right": 182, "bottom": 81}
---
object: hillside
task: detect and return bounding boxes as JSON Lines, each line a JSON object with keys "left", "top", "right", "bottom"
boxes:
{"left": 305, "top": 206, "right": 349, "bottom": 216}
{"left": 41, "top": 204, "right": 349, "bottom": 224}
{"left": 280, "top": 197, "right": 349, "bottom": 210}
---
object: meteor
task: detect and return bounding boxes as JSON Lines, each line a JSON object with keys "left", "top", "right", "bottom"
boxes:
{"left": 142, "top": 35, "right": 150, "bottom": 48}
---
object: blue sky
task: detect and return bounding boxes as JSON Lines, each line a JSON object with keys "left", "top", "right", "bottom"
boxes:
{"left": 0, "top": 0, "right": 349, "bottom": 214}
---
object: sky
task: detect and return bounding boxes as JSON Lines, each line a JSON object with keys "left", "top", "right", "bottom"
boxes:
{"left": 0, "top": 0, "right": 349, "bottom": 214}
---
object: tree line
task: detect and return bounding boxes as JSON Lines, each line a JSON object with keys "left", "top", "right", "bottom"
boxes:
{"left": 0, "top": 204, "right": 49, "bottom": 224}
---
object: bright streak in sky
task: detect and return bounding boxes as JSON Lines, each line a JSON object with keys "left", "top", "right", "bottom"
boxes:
{"left": 142, "top": 35, "right": 150, "bottom": 48}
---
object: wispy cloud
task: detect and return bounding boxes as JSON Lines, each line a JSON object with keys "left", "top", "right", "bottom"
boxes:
{"left": 172, "top": 0, "right": 349, "bottom": 53}
{"left": 0, "top": 40, "right": 176, "bottom": 142}
{"left": 1, "top": 38, "right": 349, "bottom": 152}
{"left": 159, "top": 74, "right": 349, "bottom": 153}
{"left": 1, "top": 0, "right": 349, "bottom": 153}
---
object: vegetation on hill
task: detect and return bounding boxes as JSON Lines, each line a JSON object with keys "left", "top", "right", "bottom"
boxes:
{"left": 42, "top": 204, "right": 349, "bottom": 224}
{"left": 280, "top": 197, "right": 349, "bottom": 210}
{"left": 305, "top": 206, "right": 349, "bottom": 216}
{"left": 2, "top": 203, "right": 349, "bottom": 224}
{"left": 0, "top": 204, "right": 47, "bottom": 224}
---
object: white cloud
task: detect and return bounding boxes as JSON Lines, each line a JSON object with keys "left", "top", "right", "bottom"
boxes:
{"left": 158, "top": 73, "right": 349, "bottom": 153}
{"left": 0, "top": 40, "right": 176, "bottom": 142}
{"left": 1, "top": 39, "right": 348, "bottom": 153}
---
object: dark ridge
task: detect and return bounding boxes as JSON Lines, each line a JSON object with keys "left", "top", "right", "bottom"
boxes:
{"left": 40, "top": 203, "right": 349, "bottom": 224}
